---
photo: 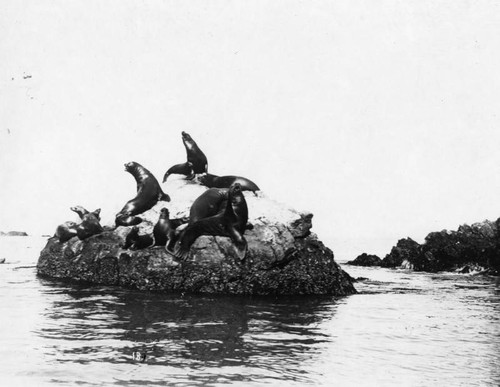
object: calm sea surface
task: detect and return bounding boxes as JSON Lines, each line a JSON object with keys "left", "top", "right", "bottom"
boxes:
{"left": 0, "top": 237, "right": 499, "bottom": 386}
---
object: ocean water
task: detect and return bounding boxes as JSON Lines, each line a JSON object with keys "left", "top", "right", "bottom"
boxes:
{"left": 0, "top": 237, "right": 499, "bottom": 386}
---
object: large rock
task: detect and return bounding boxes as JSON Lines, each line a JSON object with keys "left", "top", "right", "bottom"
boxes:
{"left": 37, "top": 178, "right": 356, "bottom": 296}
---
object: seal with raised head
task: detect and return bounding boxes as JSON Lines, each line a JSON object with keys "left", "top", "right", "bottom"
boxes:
{"left": 163, "top": 131, "right": 208, "bottom": 182}
{"left": 173, "top": 183, "right": 248, "bottom": 261}
{"left": 54, "top": 206, "right": 100, "bottom": 242}
{"left": 152, "top": 208, "right": 186, "bottom": 251}
{"left": 116, "top": 162, "right": 171, "bottom": 227}
{"left": 76, "top": 208, "right": 103, "bottom": 240}
{"left": 122, "top": 226, "right": 154, "bottom": 250}
{"left": 70, "top": 205, "right": 89, "bottom": 219}
{"left": 198, "top": 174, "right": 260, "bottom": 193}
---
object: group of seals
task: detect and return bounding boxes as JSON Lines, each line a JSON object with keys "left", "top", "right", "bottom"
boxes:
{"left": 53, "top": 131, "right": 258, "bottom": 262}
{"left": 162, "top": 131, "right": 259, "bottom": 193}
{"left": 54, "top": 207, "right": 102, "bottom": 242}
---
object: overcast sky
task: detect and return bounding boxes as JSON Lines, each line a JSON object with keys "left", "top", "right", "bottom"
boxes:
{"left": 2, "top": 1, "right": 500, "bottom": 259}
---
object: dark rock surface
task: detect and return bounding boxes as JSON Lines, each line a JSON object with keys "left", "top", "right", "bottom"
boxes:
{"left": 353, "top": 219, "right": 500, "bottom": 275}
{"left": 346, "top": 253, "right": 382, "bottom": 266}
{"left": 380, "top": 238, "right": 421, "bottom": 268}
{"left": 37, "top": 179, "right": 356, "bottom": 296}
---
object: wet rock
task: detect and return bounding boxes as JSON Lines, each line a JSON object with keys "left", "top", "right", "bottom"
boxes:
{"left": 37, "top": 179, "right": 356, "bottom": 296}
{"left": 346, "top": 253, "right": 382, "bottom": 266}
{"left": 380, "top": 238, "right": 421, "bottom": 268}
{"left": 359, "top": 219, "right": 500, "bottom": 274}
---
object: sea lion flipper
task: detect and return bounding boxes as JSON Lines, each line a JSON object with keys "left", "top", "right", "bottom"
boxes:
{"left": 158, "top": 192, "right": 171, "bottom": 202}
{"left": 162, "top": 172, "right": 170, "bottom": 183}
{"left": 174, "top": 217, "right": 227, "bottom": 260}
{"left": 234, "top": 241, "right": 248, "bottom": 262}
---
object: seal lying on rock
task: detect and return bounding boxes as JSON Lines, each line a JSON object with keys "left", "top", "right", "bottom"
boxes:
{"left": 173, "top": 183, "right": 248, "bottom": 261}
{"left": 116, "top": 162, "right": 171, "bottom": 227}
{"left": 55, "top": 221, "right": 78, "bottom": 243}
{"left": 76, "top": 209, "right": 103, "bottom": 240}
{"left": 198, "top": 173, "right": 260, "bottom": 193}
{"left": 123, "top": 226, "right": 154, "bottom": 250}
{"left": 163, "top": 162, "right": 193, "bottom": 182}
{"left": 163, "top": 132, "right": 208, "bottom": 182}
{"left": 55, "top": 206, "right": 101, "bottom": 243}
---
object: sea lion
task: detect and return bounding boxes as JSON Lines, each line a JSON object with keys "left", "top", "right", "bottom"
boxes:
{"left": 163, "top": 131, "right": 208, "bottom": 182}
{"left": 153, "top": 208, "right": 178, "bottom": 250}
{"left": 122, "top": 226, "right": 154, "bottom": 250}
{"left": 116, "top": 162, "right": 171, "bottom": 227}
{"left": 198, "top": 174, "right": 260, "bottom": 193}
{"left": 76, "top": 208, "right": 104, "bottom": 240}
{"left": 55, "top": 221, "right": 78, "bottom": 243}
{"left": 186, "top": 187, "right": 253, "bottom": 229}
{"left": 173, "top": 183, "right": 248, "bottom": 261}
{"left": 163, "top": 162, "right": 193, "bottom": 182}
{"left": 54, "top": 206, "right": 100, "bottom": 243}
{"left": 70, "top": 205, "right": 89, "bottom": 219}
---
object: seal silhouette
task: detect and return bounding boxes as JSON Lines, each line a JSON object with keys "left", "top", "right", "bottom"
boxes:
{"left": 70, "top": 205, "right": 92, "bottom": 219}
{"left": 55, "top": 206, "right": 101, "bottom": 242}
{"left": 116, "top": 162, "right": 171, "bottom": 227}
{"left": 198, "top": 174, "right": 260, "bottom": 193}
{"left": 163, "top": 132, "right": 208, "bottom": 182}
{"left": 55, "top": 221, "right": 78, "bottom": 243}
{"left": 173, "top": 183, "right": 248, "bottom": 261}
{"left": 122, "top": 226, "right": 154, "bottom": 250}
{"left": 152, "top": 208, "right": 185, "bottom": 251}
{"left": 76, "top": 208, "right": 103, "bottom": 240}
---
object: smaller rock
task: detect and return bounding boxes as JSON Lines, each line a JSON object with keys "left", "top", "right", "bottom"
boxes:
{"left": 0, "top": 231, "right": 28, "bottom": 236}
{"left": 346, "top": 253, "right": 382, "bottom": 267}
{"left": 0, "top": 258, "right": 6, "bottom": 264}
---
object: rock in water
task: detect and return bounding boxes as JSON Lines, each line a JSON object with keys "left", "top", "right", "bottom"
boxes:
{"left": 37, "top": 178, "right": 356, "bottom": 296}
{"left": 346, "top": 253, "right": 382, "bottom": 266}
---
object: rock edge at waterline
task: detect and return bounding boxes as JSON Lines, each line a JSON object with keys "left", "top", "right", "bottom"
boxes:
{"left": 347, "top": 219, "right": 500, "bottom": 275}
{"left": 37, "top": 179, "right": 356, "bottom": 296}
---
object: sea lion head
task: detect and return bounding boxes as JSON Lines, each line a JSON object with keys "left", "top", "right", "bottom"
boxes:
{"left": 70, "top": 205, "right": 89, "bottom": 219}
{"left": 159, "top": 208, "right": 170, "bottom": 218}
{"left": 124, "top": 161, "right": 138, "bottom": 172}
{"left": 181, "top": 131, "right": 193, "bottom": 142}
{"left": 230, "top": 182, "right": 242, "bottom": 195}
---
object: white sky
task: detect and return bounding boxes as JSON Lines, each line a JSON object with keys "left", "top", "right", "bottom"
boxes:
{"left": 1, "top": 1, "right": 500, "bottom": 259}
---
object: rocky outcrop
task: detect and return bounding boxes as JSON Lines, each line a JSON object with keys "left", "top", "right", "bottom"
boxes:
{"left": 380, "top": 238, "right": 421, "bottom": 268}
{"left": 0, "top": 231, "right": 28, "bottom": 236}
{"left": 346, "top": 253, "right": 382, "bottom": 266}
{"left": 352, "top": 220, "right": 500, "bottom": 275}
{"left": 37, "top": 179, "right": 356, "bottom": 296}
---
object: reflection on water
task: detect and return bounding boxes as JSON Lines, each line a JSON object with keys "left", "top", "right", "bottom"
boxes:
{"left": 1, "top": 237, "right": 500, "bottom": 386}
{"left": 37, "top": 281, "right": 334, "bottom": 378}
